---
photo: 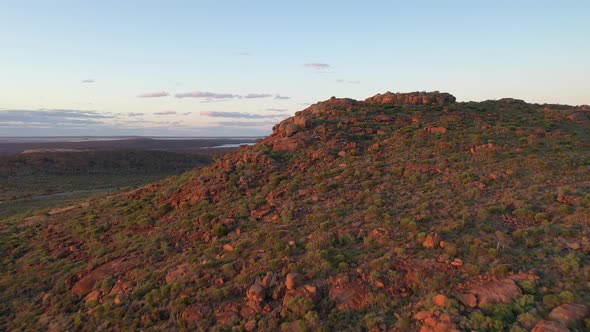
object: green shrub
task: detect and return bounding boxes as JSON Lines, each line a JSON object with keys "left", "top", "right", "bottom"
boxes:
{"left": 462, "top": 311, "right": 505, "bottom": 331}
{"left": 542, "top": 294, "right": 561, "bottom": 310}
{"left": 212, "top": 224, "right": 229, "bottom": 237}
{"left": 516, "top": 280, "right": 536, "bottom": 294}
{"left": 554, "top": 253, "right": 580, "bottom": 274}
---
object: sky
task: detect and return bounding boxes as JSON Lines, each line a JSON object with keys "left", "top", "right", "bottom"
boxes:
{"left": 1, "top": 0, "right": 589, "bottom": 136}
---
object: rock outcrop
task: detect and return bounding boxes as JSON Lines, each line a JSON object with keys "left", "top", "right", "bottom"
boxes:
{"left": 532, "top": 320, "right": 569, "bottom": 332}
{"left": 458, "top": 277, "right": 523, "bottom": 308}
{"left": 547, "top": 303, "right": 590, "bottom": 328}
{"left": 365, "top": 91, "right": 456, "bottom": 105}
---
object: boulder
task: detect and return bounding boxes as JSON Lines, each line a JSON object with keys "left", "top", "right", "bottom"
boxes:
{"left": 425, "top": 126, "right": 447, "bottom": 134}
{"left": 432, "top": 294, "right": 449, "bottom": 307}
{"left": 548, "top": 303, "right": 590, "bottom": 328}
{"left": 71, "top": 258, "right": 138, "bottom": 296}
{"left": 246, "top": 284, "right": 265, "bottom": 302}
{"left": 84, "top": 289, "right": 100, "bottom": 303}
{"left": 461, "top": 278, "right": 522, "bottom": 307}
{"left": 414, "top": 310, "right": 460, "bottom": 332}
{"left": 450, "top": 258, "right": 463, "bottom": 267}
{"left": 272, "top": 139, "right": 301, "bottom": 152}
{"left": 285, "top": 272, "right": 303, "bottom": 290}
{"left": 293, "top": 115, "right": 311, "bottom": 128}
{"left": 283, "top": 122, "right": 299, "bottom": 137}
{"left": 531, "top": 320, "right": 569, "bottom": 332}
{"left": 423, "top": 233, "right": 441, "bottom": 248}
{"left": 458, "top": 293, "right": 477, "bottom": 308}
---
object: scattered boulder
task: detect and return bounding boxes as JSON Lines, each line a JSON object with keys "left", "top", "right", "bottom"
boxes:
{"left": 414, "top": 310, "right": 460, "bottom": 332}
{"left": 432, "top": 294, "right": 449, "bottom": 307}
{"left": 424, "top": 126, "right": 447, "bottom": 134}
{"left": 548, "top": 303, "right": 590, "bottom": 328}
{"left": 261, "top": 271, "right": 278, "bottom": 289}
{"left": 372, "top": 114, "right": 393, "bottom": 122}
{"left": 246, "top": 284, "right": 265, "bottom": 302}
{"left": 423, "top": 233, "right": 441, "bottom": 248}
{"left": 244, "top": 319, "right": 257, "bottom": 332}
{"left": 458, "top": 293, "right": 477, "bottom": 308}
{"left": 450, "top": 258, "right": 463, "bottom": 267}
{"left": 285, "top": 272, "right": 303, "bottom": 290}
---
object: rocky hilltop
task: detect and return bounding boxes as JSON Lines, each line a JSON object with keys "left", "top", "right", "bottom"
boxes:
{"left": 1, "top": 91, "right": 589, "bottom": 331}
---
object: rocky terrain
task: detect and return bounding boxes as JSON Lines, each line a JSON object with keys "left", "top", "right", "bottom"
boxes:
{"left": 1, "top": 91, "right": 589, "bottom": 331}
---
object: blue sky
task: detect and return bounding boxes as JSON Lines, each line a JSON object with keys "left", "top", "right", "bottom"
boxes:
{"left": 1, "top": 0, "right": 589, "bottom": 136}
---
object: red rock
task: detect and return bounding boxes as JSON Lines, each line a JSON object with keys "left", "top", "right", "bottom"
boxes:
{"left": 272, "top": 138, "right": 301, "bottom": 152}
{"left": 414, "top": 310, "right": 433, "bottom": 320}
{"left": 261, "top": 272, "right": 277, "bottom": 289}
{"left": 223, "top": 244, "right": 234, "bottom": 252}
{"left": 244, "top": 320, "right": 257, "bottom": 331}
{"left": 548, "top": 303, "right": 590, "bottom": 327}
{"left": 328, "top": 278, "right": 370, "bottom": 311}
{"left": 423, "top": 233, "right": 441, "bottom": 248}
{"left": 285, "top": 272, "right": 303, "bottom": 290}
{"left": 365, "top": 91, "right": 456, "bottom": 106}
{"left": 84, "top": 290, "right": 100, "bottom": 303}
{"left": 425, "top": 126, "right": 447, "bottom": 134}
{"left": 432, "top": 294, "right": 449, "bottom": 307}
{"left": 182, "top": 303, "right": 212, "bottom": 322}
{"left": 293, "top": 115, "right": 311, "bottom": 128}
{"left": 450, "top": 258, "right": 463, "bottom": 267}
{"left": 283, "top": 122, "right": 299, "bottom": 137}
{"left": 246, "top": 284, "right": 265, "bottom": 302}
{"left": 458, "top": 293, "right": 477, "bottom": 308}
{"left": 304, "top": 284, "right": 317, "bottom": 294}
{"left": 531, "top": 320, "right": 569, "bottom": 332}
{"left": 71, "top": 258, "right": 138, "bottom": 296}
{"left": 461, "top": 278, "right": 522, "bottom": 308}
{"left": 372, "top": 114, "right": 393, "bottom": 122}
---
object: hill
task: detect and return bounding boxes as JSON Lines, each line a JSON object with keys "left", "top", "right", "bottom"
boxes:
{"left": 1, "top": 91, "right": 589, "bottom": 331}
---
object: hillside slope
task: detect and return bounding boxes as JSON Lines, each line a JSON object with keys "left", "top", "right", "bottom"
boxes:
{"left": 1, "top": 91, "right": 589, "bottom": 331}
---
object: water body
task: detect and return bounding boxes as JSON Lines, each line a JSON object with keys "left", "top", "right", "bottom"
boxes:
{"left": 202, "top": 142, "right": 257, "bottom": 148}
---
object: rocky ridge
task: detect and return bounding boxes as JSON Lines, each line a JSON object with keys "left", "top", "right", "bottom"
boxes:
{"left": 1, "top": 91, "right": 589, "bottom": 331}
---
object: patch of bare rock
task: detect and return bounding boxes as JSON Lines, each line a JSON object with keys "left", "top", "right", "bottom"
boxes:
{"left": 457, "top": 273, "right": 539, "bottom": 308}
{"left": 547, "top": 303, "right": 590, "bottom": 328}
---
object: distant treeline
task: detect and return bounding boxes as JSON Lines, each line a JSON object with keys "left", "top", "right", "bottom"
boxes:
{"left": 0, "top": 150, "right": 213, "bottom": 176}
